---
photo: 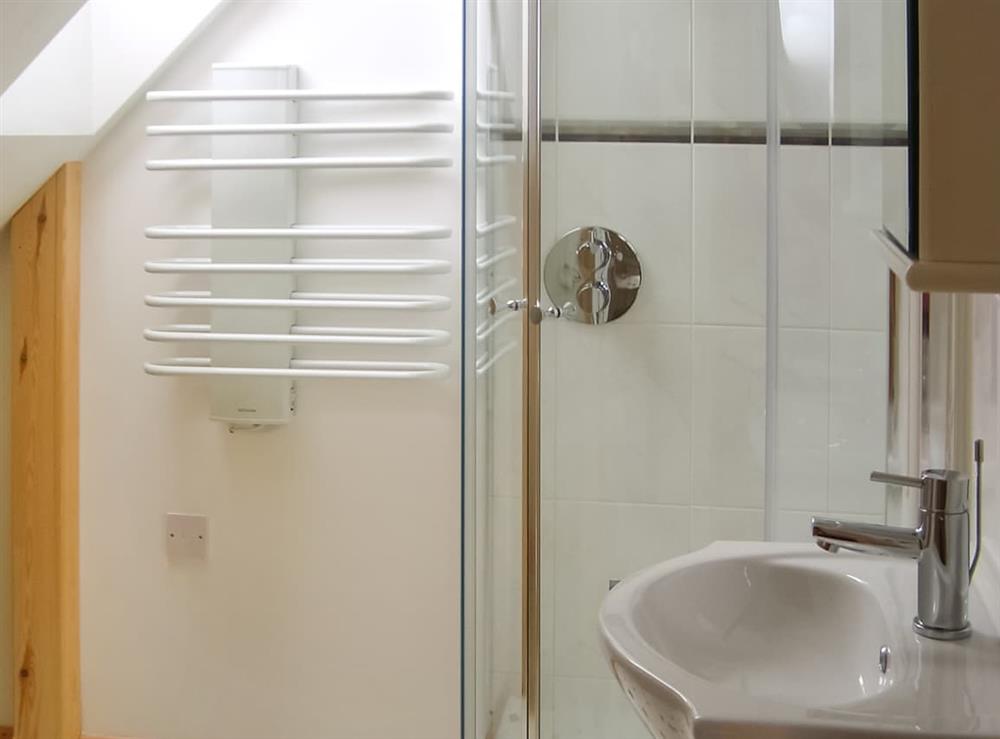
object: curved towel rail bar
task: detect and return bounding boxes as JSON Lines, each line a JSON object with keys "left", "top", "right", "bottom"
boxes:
{"left": 476, "top": 248, "right": 518, "bottom": 271}
{"left": 145, "top": 225, "right": 452, "bottom": 240}
{"left": 144, "top": 258, "right": 451, "bottom": 275}
{"left": 476, "top": 89, "right": 516, "bottom": 101}
{"left": 476, "top": 154, "right": 518, "bottom": 166}
{"left": 147, "top": 89, "right": 454, "bottom": 102}
{"left": 476, "top": 216, "right": 517, "bottom": 238}
{"left": 145, "top": 357, "right": 450, "bottom": 379}
{"left": 145, "top": 291, "right": 451, "bottom": 311}
{"left": 146, "top": 122, "right": 454, "bottom": 136}
{"left": 475, "top": 341, "right": 518, "bottom": 376}
{"left": 476, "top": 119, "right": 517, "bottom": 132}
{"left": 476, "top": 278, "right": 518, "bottom": 307}
{"left": 476, "top": 311, "right": 519, "bottom": 342}
{"left": 145, "top": 325, "right": 450, "bottom": 346}
{"left": 146, "top": 156, "right": 453, "bottom": 171}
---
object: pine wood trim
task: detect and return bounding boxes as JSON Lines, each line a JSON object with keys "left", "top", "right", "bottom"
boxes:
{"left": 0, "top": 732, "right": 143, "bottom": 739}
{"left": 10, "top": 163, "right": 82, "bottom": 739}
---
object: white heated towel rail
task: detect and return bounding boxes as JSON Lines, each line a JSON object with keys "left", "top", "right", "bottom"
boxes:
{"left": 145, "top": 291, "right": 451, "bottom": 311}
{"left": 476, "top": 119, "right": 517, "bottom": 132}
{"left": 145, "top": 225, "right": 451, "bottom": 240}
{"left": 476, "top": 248, "right": 517, "bottom": 271}
{"left": 146, "top": 357, "right": 450, "bottom": 379}
{"left": 144, "top": 258, "right": 451, "bottom": 275}
{"left": 145, "top": 325, "right": 450, "bottom": 346}
{"left": 476, "top": 89, "right": 515, "bottom": 101}
{"left": 476, "top": 311, "right": 519, "bottom": 342}
{"left": 147, "top": 89, "right": 454, "bottom": 102}
{"left": 475, "top": 278, "right": 518, "bottom": 307}
{"left": 144, "top": 65, "right": 457, "bottom": 422}
{"left": 476, "top": 153, "right": 518, "bottom": 166}
{"left": 146, "top": 155, "right": 453, "bottom": 171}
{"left": 476, "top": 216, "right": 517, "bottom": 238}
{"left": 476, "top": 342, "right": 518, "bottom": 376}
{"left": 147, "top": 121, "right": 454, "bottom": 136}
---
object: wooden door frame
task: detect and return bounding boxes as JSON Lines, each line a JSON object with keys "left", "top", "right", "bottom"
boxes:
{"left": 8, "top": 163, "right": 82, "bottom": 739}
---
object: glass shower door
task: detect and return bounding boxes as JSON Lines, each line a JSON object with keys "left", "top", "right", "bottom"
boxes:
{"left": 465, "top": 2, "right": 527, "bottom": 739}
{"left": 464, "top": 2, "right": 901, "bottom": 738}
{"left": 534, "top": 1, "right": 897, "bottom": 738}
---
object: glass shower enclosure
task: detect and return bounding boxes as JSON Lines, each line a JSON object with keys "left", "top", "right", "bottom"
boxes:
{"left": 464, "top": 2, "right": 905, "bottom": 738}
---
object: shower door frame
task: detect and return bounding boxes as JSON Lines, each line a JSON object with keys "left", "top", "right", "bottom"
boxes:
{"left": 520, "top": 0, "right": 542, "bottom": 736}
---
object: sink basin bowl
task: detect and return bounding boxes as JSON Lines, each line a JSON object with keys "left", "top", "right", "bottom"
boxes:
{"left": 599, "top": 542, "right": 1000, "bottom": 739}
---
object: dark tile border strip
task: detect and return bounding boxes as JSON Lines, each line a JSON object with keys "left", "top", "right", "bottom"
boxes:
{"left": 494, "top": 120, "right": 908, "bottom": 147}
{"left": 695, "top": 123, "right": 766, "bottom": 145}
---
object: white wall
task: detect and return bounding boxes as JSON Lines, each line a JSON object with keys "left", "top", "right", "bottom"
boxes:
{"left": 77, "top": 2, "right": 462, "bottom": 738}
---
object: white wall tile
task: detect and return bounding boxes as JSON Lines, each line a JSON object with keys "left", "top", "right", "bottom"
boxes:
{"left": 831, "top": 146, "right": 889, "bottom": 331}
{"left": 541, "top": 669, "right": 554, "bottom": 739}
{"left": 541, "top": 142, "right": 559, "bottom": 504}
{"left": 778, "top": 0, "right": 833, "bottom": 125}
{"left": 691, "top": 326, "right": 766, "bottom": 507}
{"left": 554, "top": 142, "right": 692, "bottom": 324}
{"left": 828, "top": 330, "right": 888, "bottom": 514}
{"left": 552, "top": 501, "right": 690, "bottom": 678}
{"left": 881, "top": 144, "right": 908, "bottom": 248}
{"left": 690, "top": 507, "right": 765, "bottom": 551}
{"left": 692, "top": 144, "right": 767, "bottom": 325}
{"left": 878, "top": 0, "right": 909, "bottom": 126}
{"left": 693, "top": 0, "right": 767, "bottom": 123}
{"left": 541, "top": 0, "right": 558, "bottom": 121}
{"left": 970, "top": 295, "right": 1000, "bottom": 556}
{"left": 541, "top": 499, "right": 556, "bottom": 680}
{"left": 552, "top": 676, "right": 649, "bottom": 739}
{"left": 490, "top": 495, "right": 522, "bottom": 675}
{"left": 773, "top": 509, "right": 815, "bottom": 543}
{"left": 778, "top": 145, "right": 830, "bottom": 328}
{"left": 833, "top": 0, "right": 893, "bottom": 125}
{"left": 556, "top": 0, "right": 690, "bottom": 122}
{"left": 490, "top": 672, "right": 524, "bottom": 739}
{"left": 776, "top": 328, "right": 829, "bottom": 511}
{"left": 555, "top": 323, "right": 691, "bottom": 506}
{"left": 541, "top": 141, "right": 559, "bottom": 255}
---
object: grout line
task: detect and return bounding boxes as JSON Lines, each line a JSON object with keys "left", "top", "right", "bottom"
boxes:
{"left": 690, "top": 504, "right": 767, "bottom": 512}
{"left": 763, "top": 0, "right": 781, "bottom": 542}
{"left": 549, "top": 499, "right": 695, "bottom": 512}
{"left": 688, "top": 0, "right": 696, "bottom": 539}
{"left": 826, "top": 0, "right": 835, "bottom": 516}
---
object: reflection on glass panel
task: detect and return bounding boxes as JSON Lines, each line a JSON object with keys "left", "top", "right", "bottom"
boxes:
{"left": 469, "top": 2, "right": 524, "bottom": 739}
{"left": 879, "top": 0, "right": 911, "bottom": 254}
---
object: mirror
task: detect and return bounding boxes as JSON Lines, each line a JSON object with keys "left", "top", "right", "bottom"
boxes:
{"left": 880, "top": 0, "right": 914, "bottom": 257}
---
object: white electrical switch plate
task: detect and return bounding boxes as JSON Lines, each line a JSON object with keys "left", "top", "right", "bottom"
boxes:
{"left": 165, "top": 513, "right": 208, "bottom": 559}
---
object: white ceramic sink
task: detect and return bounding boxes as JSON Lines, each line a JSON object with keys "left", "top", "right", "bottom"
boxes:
{"left": 599, "top": 541, "right": 1000, "bottom": 739}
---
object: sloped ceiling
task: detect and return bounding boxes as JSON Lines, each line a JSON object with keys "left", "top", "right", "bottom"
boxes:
{"left": 0, "top": 0, "right": 223, "bottom": 223}
{"left": 0, "top": 0, "right": 87, "bottom": 93}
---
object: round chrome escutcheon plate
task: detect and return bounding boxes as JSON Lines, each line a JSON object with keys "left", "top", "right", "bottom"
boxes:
{"left": 543, "top": 226, "right": 641, "bottom": 324}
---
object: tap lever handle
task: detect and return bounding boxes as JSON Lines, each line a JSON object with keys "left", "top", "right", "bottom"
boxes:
{"left": 870, "top": 471, "right": 924, "bottom": 489}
